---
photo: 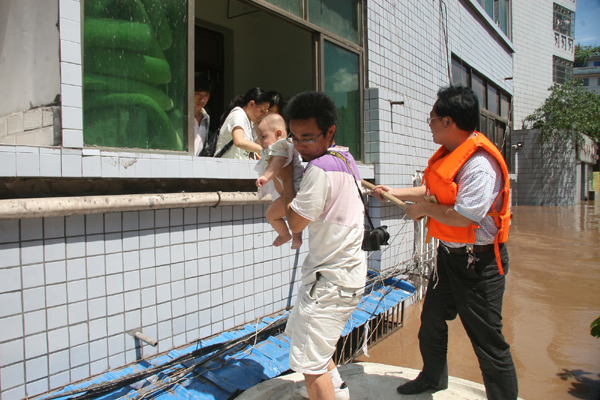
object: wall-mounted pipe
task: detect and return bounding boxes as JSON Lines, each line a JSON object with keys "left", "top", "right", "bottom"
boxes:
{"left": 0, "top": 191, "right": 271, "bottom": 220}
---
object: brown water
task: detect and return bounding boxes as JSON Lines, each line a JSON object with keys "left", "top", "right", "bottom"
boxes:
{"left": 357, "top": 204, "right": 600, "bottom": 399}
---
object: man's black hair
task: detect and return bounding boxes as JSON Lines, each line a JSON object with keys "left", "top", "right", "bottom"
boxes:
{"left": 434, "top": 85, "right": 479, "bottom": 132}
{"left": 284, "top": 91, "right": 337, "bottom": 133}
{"left": 195, "top": 78, "right": 213, "bottom": 94}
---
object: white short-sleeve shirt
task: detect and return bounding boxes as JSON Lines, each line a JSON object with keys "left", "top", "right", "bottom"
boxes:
{"left": 215, "top": 107, "right": 254, "bottom": 159}
{"left": 290, "top": 148, "right": 367, "bottom": 289}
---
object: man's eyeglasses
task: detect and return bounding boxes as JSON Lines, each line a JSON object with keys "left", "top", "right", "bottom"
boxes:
{"left": 289, "top": 130, "right": 325, "bottom": 145}
{"left": 426, "top": 116, "right": 441, "bottom": 125}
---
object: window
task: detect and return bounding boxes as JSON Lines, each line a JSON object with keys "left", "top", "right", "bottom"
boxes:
{"left": 263, "top": 0, "right": 303, "bottom": 17}
{"left": 310, "top": 0, "right": 361, "bottom": 45}
{"left": 451, "top": 55, "right": 511, "bottom": 168}
{"left": 553, "top": 56, "right": 573, "bottom": 84}
{"left": 452, "top": 58, "right": 469, "bottom": 86}
{"left": 594, "top": 61, "right": 600, "bottom": 67}
{"left": 575, "top": 62, "right": 584, "bottom": 68}
{"left": 583, "top": 78, "right": 590, "bottom": 86}
{"left": 324, "top": 41, "right": 361, "bottom": 157}
{"left": 83, "top": 0, "right": 189, "bottom": 151}
{"left": 553, "top": 3, "right": 574, "bottom": 37}
{"left": 476, "top": 0, "right": 510, "bottom": 36}
{"left": 81, "top": 1, "right": 365, "bottom": 159}
{"left": 471, "top": 73, "right": 486, "bottom": 108}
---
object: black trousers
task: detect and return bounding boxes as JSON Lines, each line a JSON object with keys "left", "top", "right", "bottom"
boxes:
{"left": 418, "top": 244, "right": 518, "bottom": 400}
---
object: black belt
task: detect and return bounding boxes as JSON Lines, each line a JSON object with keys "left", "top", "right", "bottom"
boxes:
{"left": 443, "top": 244, "right": 495, "bottom": 254}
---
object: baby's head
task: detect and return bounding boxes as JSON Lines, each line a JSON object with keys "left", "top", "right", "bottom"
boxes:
{"left": 257, "top": 113, "right": 287, "bottom": 149}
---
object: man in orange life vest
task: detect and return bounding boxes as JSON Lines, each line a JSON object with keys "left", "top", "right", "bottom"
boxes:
{"left": 373, "top": 85, "right": 517, "bottom": 400}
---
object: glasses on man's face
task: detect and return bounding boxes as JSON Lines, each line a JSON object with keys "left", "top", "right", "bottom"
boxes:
{"left": 289, "top": 130, "right": 325, "bottom": 145}
{"left": 426, "top": 116, "right": 441, "bottom": 125}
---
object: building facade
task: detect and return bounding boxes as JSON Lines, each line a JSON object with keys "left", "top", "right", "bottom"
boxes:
{"left": 574, "top": 52, "right": 600, "bottom": 95}
{"left": 0, "top": 1, "right": 514, "bottom": 398}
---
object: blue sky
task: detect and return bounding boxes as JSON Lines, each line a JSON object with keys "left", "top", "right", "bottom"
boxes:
{"left": 575, "top": 0, "right": 600, "bottom": 46}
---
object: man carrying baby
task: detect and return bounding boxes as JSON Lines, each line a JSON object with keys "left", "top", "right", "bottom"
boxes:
{"left": 255, "top": 113, "right": 304, "bottom": 249}
{"left": 280, "top": 91, "right": 367, "bottom": 400}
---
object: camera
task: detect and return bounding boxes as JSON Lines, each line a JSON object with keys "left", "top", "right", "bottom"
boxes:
{"left": 362, "top": 226, "right": 390, "bottom": 251}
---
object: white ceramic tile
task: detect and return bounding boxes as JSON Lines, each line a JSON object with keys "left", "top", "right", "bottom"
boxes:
{"left": 123, "top": 271, "right": 140, "bottom": 292}
{"left": 105, "top": 253, "right": 124, "bottom": 274}
{"left": 20, "top": 218, "right": 43, "bottom": 241}
{"left": 62, "top": 129, "right": 84, "bottom": 148}
{"left": 24, "top": 332, "right": 48, "bottom": 360}
{"left": 45, "top": 239, "right": 66, "bottom": 263}
{"left": 69, "top": 343, "right": 90, "bottom": 367}
{"left": 107, "top": 294, "right": 125, "bottom": 316}
{"left": 87, "top": 276, "right": 106, "bottom": 299}
{"left": 124, "top": 310, "right": 141, "bottom": 330}
{"left": 87, "top": 298, "right": 107, "bottom": 320}
{"left": 82, "top": 154, "right": 101, "bottom": 177}
{"left": 62, "top": 107, "right": 83, "bottom": 130}
{"left": 107, "top": 314, "right": 125, "bottom": 336}
{"left": 105, "top": 233, "right": 122, "bottom": 254}
{"left": 0, "top": 152, "right": 16, "bottom": 176}
{"left": 89, "top": 318, "right": 108, "bottom": 341}
{"left": 85, "top": 214, "right": 104, "bottom": 235}
{"left": 0, "top": 220, "right": 19, "bottom": 243}
{"left": 86, "top": 255, "right": 105, "bottom": 278}
{"left": 59, "top": 0, "right": 81, "bottom": 23}
{"left": 24, "top": 310, "right": 46, "bottom": 336}
{"left": 68, "top": 301, "right": 88, "bottom": 325}
{"left": 0, "top": 363, "right": 25, "bottom": 390}
{"left": 0, "top": 267, "right": 21, "bottom": 293}
{"left": 49, "top": 349, "right": 70, "bottom": 375}
{"left": 61, "top": 153, "right": 82, "bottom": 177}
{"left": 90, "top": 338, "right": 108, "bottom": 362}
{"left": 0, "top": 292, "right": 22, "bottom": 317}
{"left": 47, "top": 327, "right": 69, "bottom": 352}
{"left": 46, "top": 304, "right": 68, "bottom": 330}
{"left": 0, "top": 338, "right": 23, "bottom": 367}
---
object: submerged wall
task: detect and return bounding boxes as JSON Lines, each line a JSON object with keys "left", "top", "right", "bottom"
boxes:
{"left": 511, "top": 129, "right": 577, "bottom": 206}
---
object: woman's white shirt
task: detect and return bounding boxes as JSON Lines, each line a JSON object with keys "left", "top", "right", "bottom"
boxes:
{"left": 214, "top": 107, "right": 254, "bottom": 159}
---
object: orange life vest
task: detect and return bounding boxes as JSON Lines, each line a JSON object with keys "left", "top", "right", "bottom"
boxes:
{"left": 423, "top": 133, "right": 510, "bottom": 274}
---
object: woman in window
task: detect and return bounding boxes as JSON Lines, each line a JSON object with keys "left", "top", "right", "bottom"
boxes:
{"left": 214, "top": 87, "right": 272, "bottom": 159}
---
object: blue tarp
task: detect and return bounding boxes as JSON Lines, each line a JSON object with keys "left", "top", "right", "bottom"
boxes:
{"left": 38, "top": 274, "right": 415, "bottom": 400}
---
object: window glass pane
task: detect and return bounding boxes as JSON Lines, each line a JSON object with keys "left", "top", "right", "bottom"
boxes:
{"left": 500, "top": 94, "right": 510, "bottom": 119}
{"left": 472, "top": 73, "right": 486, "bottom": 109}
{"left": 479, "top": 114, "right": 487, "bottom": 135}
{"left": 324, "top": 41, "right": 361, "bottom": 159}
{"left": 553, "top": 56, "right": 573, "bottom": 84}
{"left": 487, "top": 84, "right": 499, "bottom": 115}
{"left": 553, "top": 3, "right": 574, "bottom": 37}
{"left": 583, "top": 78, "right": 590, "bottom": 86}
{"left": 452, "top": 58, "right": 468, "bottom": 86}
{"left": 309, "top": 0, "right": 360, "bottom": 45}
{"left": 83, "top": 0, "right": 188, "bottom": 151}
{"left": 263, "top": 0, "right": 302, "bottom": 17}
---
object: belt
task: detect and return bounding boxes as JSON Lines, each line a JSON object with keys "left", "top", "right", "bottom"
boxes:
{"left": 443, "top": 244, "right": 495, "bottom": 254}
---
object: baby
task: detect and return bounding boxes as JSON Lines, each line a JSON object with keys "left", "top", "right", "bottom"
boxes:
{"left": 255, "top": 113, "right": 304, "bottom": 249}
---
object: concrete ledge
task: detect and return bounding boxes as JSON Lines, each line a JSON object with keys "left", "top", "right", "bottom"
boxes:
{"left": 237, "top": 362, "right": 525, "bottom": 400}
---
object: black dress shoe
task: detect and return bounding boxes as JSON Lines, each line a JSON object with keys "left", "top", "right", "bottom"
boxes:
{"left": 396, "top": 373, "right": 448, "bottom": 395}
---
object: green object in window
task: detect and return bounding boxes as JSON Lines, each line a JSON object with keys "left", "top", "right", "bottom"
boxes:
{"left": 83, "top": 0, "right": 188, "bottom": 151}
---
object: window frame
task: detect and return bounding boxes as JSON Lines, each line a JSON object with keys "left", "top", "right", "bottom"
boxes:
{"left": 553, "top": 55, "right": 574, "bottom": 84}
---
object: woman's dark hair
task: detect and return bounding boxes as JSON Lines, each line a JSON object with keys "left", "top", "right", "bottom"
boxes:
{"left": 219, "top": 87, "right": 272, "bottom": 126}
{"left": 268, "top": 90, "right": 284, "bottom": 115}
{"left": 285, "top": 91, "right": 337, "bottom": 133}
{"left": 434, "top": 85, "right": 479, "bottom": 132}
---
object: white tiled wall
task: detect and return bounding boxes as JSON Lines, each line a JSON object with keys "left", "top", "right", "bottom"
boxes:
{"left": 0, "top": 206, "right": 305, "bottom": 399}
{"left": 364, "top": 0, "right": 514, "bottom": 271}
{"left": 512, "top": 0, "right": 577, "bottom": 128}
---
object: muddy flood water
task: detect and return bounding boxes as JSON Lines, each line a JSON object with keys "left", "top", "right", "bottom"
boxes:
{"left": 357, "top": 203, "right": 600, "bottom": 399}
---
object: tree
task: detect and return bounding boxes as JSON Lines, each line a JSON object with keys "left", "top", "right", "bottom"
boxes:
{"left": 575, "top": 44, "right": 600, "bottom": 65}
{"left": 523, "top": 79, "right": 600, "bottom": 142}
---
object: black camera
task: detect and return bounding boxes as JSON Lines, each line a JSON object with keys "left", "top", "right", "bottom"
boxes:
{"left": 362, "top": 226, "right": 390, "bottom": 251}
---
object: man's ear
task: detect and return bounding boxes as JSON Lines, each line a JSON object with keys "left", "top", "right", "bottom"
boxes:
{"left": 327, "top": 125, "right": 337, "bottom": 139}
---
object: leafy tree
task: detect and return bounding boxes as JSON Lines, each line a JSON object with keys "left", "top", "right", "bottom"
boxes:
{"left": 575, "top": 44, "right": 600, "bottom": 65}
{"left": 523, "top": 79, "right": 600, "bottom": 142}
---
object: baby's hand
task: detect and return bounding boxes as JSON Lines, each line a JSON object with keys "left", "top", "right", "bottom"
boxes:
{"left": 256, "top": 176, "right": 269, "bottom": 187}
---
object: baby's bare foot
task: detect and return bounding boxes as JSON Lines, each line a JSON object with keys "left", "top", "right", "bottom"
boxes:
{"left": 291, "top": 236, "right": 302, "bottom": 250}
{"left": 273, "top": 234, "right": 292, "bottom": 247}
